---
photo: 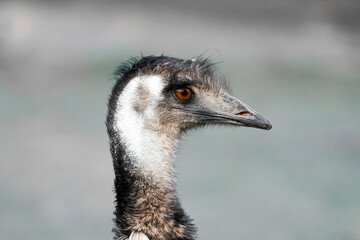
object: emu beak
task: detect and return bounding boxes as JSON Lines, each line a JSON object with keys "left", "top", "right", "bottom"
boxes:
{"left": 218, "top": 94, "right": 272, "bottom": 130}
{"left": 183, "top": 94, "right": 272, "bottom": 130}
{"left": 177, "top": 94, "right": 272, "bottom": 130}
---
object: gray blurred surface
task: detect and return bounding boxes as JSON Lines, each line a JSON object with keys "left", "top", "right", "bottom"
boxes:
{"left": 1, "top": 1, "right": 360, "bottom": 240}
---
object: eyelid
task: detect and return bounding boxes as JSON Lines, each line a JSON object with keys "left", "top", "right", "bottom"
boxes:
{"left": 169, "top": 78, "right": 195, "bottom": 88}
{"left": 164, "top": 82, "right": 196, "bottom": 93}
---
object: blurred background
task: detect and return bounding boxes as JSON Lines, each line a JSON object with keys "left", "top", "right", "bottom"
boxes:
{"left": 1, "top": 0, "right": 360, "bottom": 239}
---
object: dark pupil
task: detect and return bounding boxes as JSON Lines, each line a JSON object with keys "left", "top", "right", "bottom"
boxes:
{"left": 181, "top": 90, "right": 188, "bottom": 96}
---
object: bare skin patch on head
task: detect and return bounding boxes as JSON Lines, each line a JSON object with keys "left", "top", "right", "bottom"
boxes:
{"left": 114, "top": 75, "right": 177, "bottom": 184}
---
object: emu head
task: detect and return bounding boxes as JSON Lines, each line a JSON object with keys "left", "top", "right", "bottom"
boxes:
{"left": 109, "top": 56, "right": 271, "bottom": 139}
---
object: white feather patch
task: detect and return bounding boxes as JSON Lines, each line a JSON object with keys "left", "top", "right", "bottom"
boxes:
{"left": 128, "top": 231, "right": 149, "bottom": 240}
{"left": 114, "top": 75, "right": 176, "bottom": 184}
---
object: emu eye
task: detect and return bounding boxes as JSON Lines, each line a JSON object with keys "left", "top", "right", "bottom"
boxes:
{"left": 175, "top": 88, "right": 192, "bottom": 101}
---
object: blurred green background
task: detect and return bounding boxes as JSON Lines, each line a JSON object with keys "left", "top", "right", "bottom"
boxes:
{"left": 1, "top": 1, "right": 359, "bottom": 239}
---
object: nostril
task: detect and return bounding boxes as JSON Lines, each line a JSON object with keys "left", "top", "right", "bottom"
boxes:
{"left": 237, "top": 111, "right": 252, "bottom": 118}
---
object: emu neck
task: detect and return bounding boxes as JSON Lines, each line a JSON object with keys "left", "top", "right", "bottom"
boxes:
{"left": 110, "top": 129, "right": 195, "bottom": 240}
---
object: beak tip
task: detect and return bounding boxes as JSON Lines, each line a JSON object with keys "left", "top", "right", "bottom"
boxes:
{"left": 263, "top": 119, "right": 272, "bottom": 130}
{"left": 254, "top": 115, "right": 272, "bottom": 130}
{"left": 265, "top": 123, "right": 272, "bottom": 130}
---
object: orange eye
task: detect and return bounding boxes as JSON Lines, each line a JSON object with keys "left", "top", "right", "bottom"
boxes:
{"left": 175, "top": 88, "right": 192, "bottom": 101}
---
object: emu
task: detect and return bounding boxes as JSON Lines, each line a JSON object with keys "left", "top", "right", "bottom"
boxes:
{"left": 106, "top": 55, "right": 271, "bottom": 240}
